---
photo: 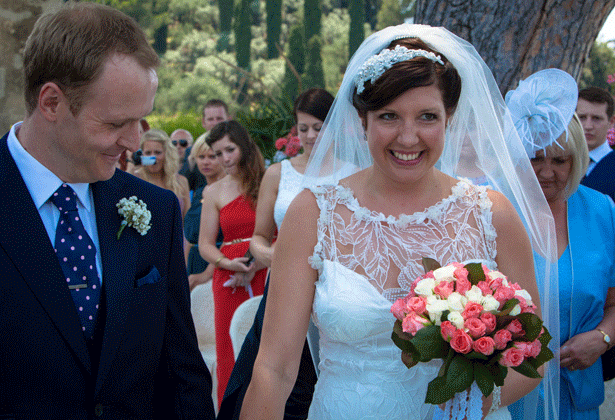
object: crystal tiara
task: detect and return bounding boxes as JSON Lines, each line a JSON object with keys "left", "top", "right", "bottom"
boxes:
{"left": 354, "top": 45, "right": 444, "bottom": 94}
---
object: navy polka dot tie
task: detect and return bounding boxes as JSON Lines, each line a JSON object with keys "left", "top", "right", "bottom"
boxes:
{"left": 51, "top": 184, "right": 101, "bottom": 338}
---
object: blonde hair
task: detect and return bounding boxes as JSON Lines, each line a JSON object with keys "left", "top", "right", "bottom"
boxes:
{"left": 188, "top": 135, "right": 211, "bottom": 169}
{"left": 542, "top": 114, "right": 589, "bottom": 199}
{"left": 139, "top": 129, "right": 188, "bottom": 199}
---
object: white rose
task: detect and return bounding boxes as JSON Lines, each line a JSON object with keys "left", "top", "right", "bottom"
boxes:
{"left": 446, "top": 292, "right": 466, "bottom": 312}
{"left": 509, "top": 304, "right": 521, "bottom": 316}
{"left": 426, "top": 295, "right": 449, "bottom": 315}
{"left": 465, "top": 285, "right": 484, "bottom": 303}
{"left": 482, "top": 295, "right": 500, "bottom": 312}
{"left": 414, "top": 278, "right": 436, "bottom": 296}
{"left": 488, "top": 270, "right": 506, "bottom": 282}
{"left": 433, "top": 265, "right": 456, "bottom": 282}
{"left": 448, "top": 311, "right": 465, "bottom": 329}
{"left": 514, "top": 289, "right": 533, "bottom": 306}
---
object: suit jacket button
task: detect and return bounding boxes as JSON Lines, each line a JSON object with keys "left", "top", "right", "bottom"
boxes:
{"left": 94, "top": 403, "right": 103, "bottom": 417}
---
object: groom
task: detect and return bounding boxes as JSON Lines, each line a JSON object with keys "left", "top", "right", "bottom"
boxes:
{"left": 0, "top": 3, "right": 215, "bottom": 419}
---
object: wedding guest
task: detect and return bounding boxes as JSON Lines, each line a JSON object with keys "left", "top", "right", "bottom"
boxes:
{"left": 0, "top": 2, "right": 214, "bottom": 418}
{"left": 170, "top": 128, "right": 194, "bottom": 163}
{"left": 241, "top": 24, "right": 557, "bottom": 420}
{"left": 134, "top": 129, "right": 191, "bottom": 218}
{"left": 217, "top": 89, "right": 334, "bottom": 419}
{"left": 184, "top": 136, "right": 225, "bottom": 291}
{"left": 198, "top": 120, "right": 267, "bottom": 408}
{"left": 507, "top": 70, "right": 615, "bottom": 420}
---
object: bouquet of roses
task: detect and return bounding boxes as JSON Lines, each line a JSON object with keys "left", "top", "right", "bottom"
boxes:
{"left": 273, "top": 126, "right": 302, "bottom": 163}
{"left": 391, "top": 258, "right": 553, "bottom": 405}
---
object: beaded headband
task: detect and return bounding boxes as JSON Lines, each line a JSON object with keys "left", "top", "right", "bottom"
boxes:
{"left": 354, "top": 45, "right": 444, "bottom": 94}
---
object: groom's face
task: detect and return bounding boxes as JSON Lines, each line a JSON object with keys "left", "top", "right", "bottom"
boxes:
{"left": 55, "top": 54, "right": 158, "bottom": 183}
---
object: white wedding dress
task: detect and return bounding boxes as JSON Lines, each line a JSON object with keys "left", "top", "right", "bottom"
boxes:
{"left": 306, "top": 179, "right": 511, "bottom": 420}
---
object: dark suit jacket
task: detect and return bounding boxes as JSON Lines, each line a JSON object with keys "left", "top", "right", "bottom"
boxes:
{"left": 0, "top": 132, "right": 215, "bottom": 419}
{"left": 217, "top": 281, "right": 317, "bottom": 420}
{"left": 582, "top": 149, "right": 615, "bottom": 200}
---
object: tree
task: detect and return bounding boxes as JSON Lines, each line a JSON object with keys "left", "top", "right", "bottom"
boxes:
{"left": 234, "top": 0, "right": 252, "bottom": 103}
{"left": 415, "top": 0, "right": 615, "bottom": 93}
{"left": 348, "top": 0, "right": 365, "bottom": 59}
{"left": 266, "top": 0, "right": 282, "bottom": 58}
{"left": 580, "top": 42, "right": 615, "bottom": 94}
{"left": 302, "top": 35, "right": 326, "bottom": 89}
{"left": 217, "top": 0, "right": 234, "bottom": 51}
{"left": 376, "top": 0, "right": 404, "bottom": 31}
{"left": 304, "top": 0, "right": 322, "bottom": 44}
{"left": 283, "top": 24, "right": 305, "bottom": 100}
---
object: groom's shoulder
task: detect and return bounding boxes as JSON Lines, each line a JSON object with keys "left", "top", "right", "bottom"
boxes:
{"left": 110, "top": 169, "right": 176, "bottom": 203}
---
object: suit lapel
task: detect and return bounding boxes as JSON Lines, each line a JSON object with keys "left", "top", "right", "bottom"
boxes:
{"left": 0, "top": 133, "right": 91, "bottom": 372}
{"left": 92, "top": 175, "right": 139, "bottom": 395}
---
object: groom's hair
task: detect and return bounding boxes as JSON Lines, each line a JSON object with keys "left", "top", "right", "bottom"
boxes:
{"left": 23, "top": 2, "right": 159, "bottom": 116}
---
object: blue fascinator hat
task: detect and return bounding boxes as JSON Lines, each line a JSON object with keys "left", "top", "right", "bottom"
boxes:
{"left": 505, "top": 69, "right": 578, "bottom": 157}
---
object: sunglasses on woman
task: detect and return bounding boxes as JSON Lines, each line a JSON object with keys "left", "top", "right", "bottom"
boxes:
{"left": 172, "top": 139, "right": 189, "bottom": 147}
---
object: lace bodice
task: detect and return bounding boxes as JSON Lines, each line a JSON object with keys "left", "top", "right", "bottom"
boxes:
{"left": 306, "top": 179, "right": 502, "bottom": 420}
{"left": 309, "top": 179, "right": 497, "bottom": 302}
{"left": 273, "top": 159, "right": 304, "bottom": 230}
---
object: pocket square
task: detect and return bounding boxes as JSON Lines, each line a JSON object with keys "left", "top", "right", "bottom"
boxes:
{"left": 134, "top": 266, "right": 161, "bottom": 288}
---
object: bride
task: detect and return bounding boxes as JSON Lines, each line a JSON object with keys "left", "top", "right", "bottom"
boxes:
{"left": 240, "top": 24, "right": 559, "bottom": 420}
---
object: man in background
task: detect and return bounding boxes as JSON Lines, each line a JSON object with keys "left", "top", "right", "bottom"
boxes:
{"left": 171, "top": 128, "right": 194, "bottom": 163}
{"left": 577, "top": 86, "right": 615, "bottom": 199}
{"left": 0, "top": 3, "right": 215, "bottom": 418}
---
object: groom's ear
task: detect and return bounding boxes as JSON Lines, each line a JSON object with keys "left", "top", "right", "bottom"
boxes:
{"left": 38, "top": 82, "right": 66, "bottom": 122}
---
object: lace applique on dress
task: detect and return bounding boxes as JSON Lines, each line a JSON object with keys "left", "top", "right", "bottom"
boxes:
{"left": 309, "top": 178, "right": 497, "bottom": 302}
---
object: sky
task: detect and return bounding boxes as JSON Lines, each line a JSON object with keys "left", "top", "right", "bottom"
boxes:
{"left": 598, "top": 8, "right": 615, "bottom": 44}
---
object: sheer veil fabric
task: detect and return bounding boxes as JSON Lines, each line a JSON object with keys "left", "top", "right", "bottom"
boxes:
{"left": 302, "top": 24, "right": 559, "bottom": 420}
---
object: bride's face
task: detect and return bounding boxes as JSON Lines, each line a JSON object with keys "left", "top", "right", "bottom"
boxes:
{"left": 363, "top": 84, "right": 447, "bottom": 184}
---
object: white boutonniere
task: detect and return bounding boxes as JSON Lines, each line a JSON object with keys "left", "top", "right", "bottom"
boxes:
{"left": 116, "top": 196, "right": 152, "bottom": 239}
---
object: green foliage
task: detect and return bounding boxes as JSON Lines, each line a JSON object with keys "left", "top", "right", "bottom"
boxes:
{"left": 376, "top": 0, "right": 403, "bottom": 30}
{"left": 266, "top": 0, "right": 282, "bottom": 58}
{"left": 348, "top": 0, "right": 365, "bottom": 59}
{"left": 283, "top": 24, "right": 305, "bottom": 101}
{"left": 580, "top": 42, "right": 615, "bottom": 94}
{"left": 235, "top": 94, "right": 296, "bottom": 160}
{"left": 304, "top": 0, "right": 322, "bottom": 44}
{"left": 147, "top": 109, "right": 206, "bottom": 138}
{"left": 302, "top": 36, "right": 326, "bottom": 89}
{"left": 234, "top": 0, "right": 253, "bottom": 70}
{"left": 218, "top": 0, "right": 234, "bottom": 51}
{"left": 321, "top": 8, "right": 350, "bottom": 92}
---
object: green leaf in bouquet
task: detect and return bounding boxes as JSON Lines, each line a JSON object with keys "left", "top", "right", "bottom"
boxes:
{"left": 490, "top": 363, "right": 508, "bottom": 387}
{"left": 401, "top": 350, "right": 419, "bottom": 369}
{"left": 533, "top": 345, "right": 554, "bottom": 367}
{"left": 538, "top": 326, "right": 553, "bottom": 347}
{"left": 464, "top": 262, "right": 486, "bottom": 286}
{"left": 392, "top": 321, "right": 416, "bottom": 353}
{"left": 474, "top": 362, "right": 495, "bottom": 398}
{"left": 465, "top": 351, "right": 489, "bottom": 361}
{"left": 440, "top": 310, "right": 451, "bottom": 323}
{"left": 499, "top": 299, "right": 520, "bottom": 316}
{"left": 422, "top": 257, "right": 441, "bottom": 273}
{"left": 512, "top": 360, "right": 542, "bottom": 378}
{"left": 446, "top": 355, "right": 474, "bottom": 395}
{"left": 516, "top": 313, "right": 544, "bottom": 341}
{"left": 411, "top": 325, "right": 448, "bottom": 361}
{"left": 425, "top": 375, "right": 454, "bottom": 405}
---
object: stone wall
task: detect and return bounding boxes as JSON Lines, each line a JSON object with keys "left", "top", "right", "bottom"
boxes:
{"left": 0, "top": 0, "right": 61, "bottom": 134}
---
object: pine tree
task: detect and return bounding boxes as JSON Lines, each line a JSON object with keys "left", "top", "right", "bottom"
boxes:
{"left": 234, "top": 0, "right": 252, "bottom": 103}
{"left": 302, "top": 35, "right": 326, "bottom": 90}
{"left": 283, "top": 24, "right": 305, "bottom": 101}
{"left": 304, "top": 0, "right": 321, "bottom": 45}
{"left": 348, "top": 0, "right": 365, "bottom": 59}
{"left": 266, "top": 0, "right": 282, "bottom": 58}
{"left": 217, "top": 0, "right": 234, "bottom": 52}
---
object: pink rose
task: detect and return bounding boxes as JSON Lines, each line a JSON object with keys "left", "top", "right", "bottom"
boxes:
{"left": 493, "top": 329, "right": 512, "bottom": 350}
{"left": 453, "top": 266, "right": 469, "bottom": 283}
{"left": 462, "top": 302, "right": 484, "bottom": 319}
{"left": 407, "top": 296, "right": 427, "bottom": 314}
{"left": 440, "top": 321, "right": 456, "bottom": 341}
{"left": 390, "top": 297, "right": 408, "bottom": 320}
{"left": 402, "top": 312, "right": 429, "bottom": 336}
{"left": 286, "top": 143, "right": 301, "bottom": 156}
{"left": 473, "top": 336, "right": 496, "bottom": 355}
{"left": 464, "top": 317, "right": 487, "bottom": 338}
{"left": 482, "top": 264, "right": 490, "bottom": 276}
{"left": 434, "top": 280, "right": 455, "bottom": 299}
{"left": 456, "top": 277, "right": 472, "bottom": 295}
{"left": 477, "top": 280, "right": 493, "bottom": 296}
{"left": 529, "top": 339, "right": 542, "bottom": 358}
{"left": 521, "top": 304, "right": 536, "bottom": 314}
{"left": 513, "top": 342, "right": 532, "bottom": 357}
{"left": 450, "top": 329, "right": 473, "bottom": 354}
{"left": 288, "top": 135, "right": 301, "bottom": 147}
{"left": 506, "top": 319, "right": 525, "bottom": 335}
{"left": 494, "top": 286, "right": 515, "bottom": 305}
{"left": 275, "top": 137, "right": 287, "bottom": 150}
{"left": 499, "top": 347, "right": 525, "bottom": 367}
{"left": 480, "top": 312, "right": 497, "bottom": 333}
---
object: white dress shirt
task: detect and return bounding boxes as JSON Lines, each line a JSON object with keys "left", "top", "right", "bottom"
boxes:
{"left": 587, "top": 140, "right": 613, "bottom": 176}
{"left": 7, "top": 122, "right": 103, "bottom": 281}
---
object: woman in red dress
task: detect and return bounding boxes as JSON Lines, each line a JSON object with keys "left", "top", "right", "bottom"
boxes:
{"left": 199, "top": 120, "right": 267, "bottom": 408}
